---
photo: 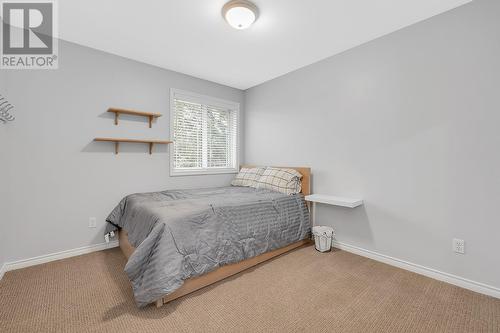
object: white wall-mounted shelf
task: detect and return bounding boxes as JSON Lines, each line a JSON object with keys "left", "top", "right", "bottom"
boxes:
{"left": 305, "top": 194, "right": 363, "bottom": 208}
{"left": 305, "top": 194, "right": 363, "bottom": 227}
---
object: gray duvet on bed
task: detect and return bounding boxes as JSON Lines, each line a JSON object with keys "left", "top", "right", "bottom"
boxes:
{"left": 105, "top": 186, "right": 310, "bottom": 307}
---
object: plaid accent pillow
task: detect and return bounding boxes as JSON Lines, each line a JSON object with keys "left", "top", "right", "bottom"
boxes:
{"left": 255, "top": 167, "right": 302, "bottom": 195}
{"left": 231, "top": 167, "right": 266, "bottom": 187}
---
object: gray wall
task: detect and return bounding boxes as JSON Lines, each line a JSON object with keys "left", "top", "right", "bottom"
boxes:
{"left": 245, "top": 0, "right": 500, "bottom": 288}
{"left": 2, "top": 41, "right": 244, "bottom": 262}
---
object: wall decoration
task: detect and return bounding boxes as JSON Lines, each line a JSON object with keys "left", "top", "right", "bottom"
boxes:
{"left": 0, "top": 94, "right": 15, "bottom": 123}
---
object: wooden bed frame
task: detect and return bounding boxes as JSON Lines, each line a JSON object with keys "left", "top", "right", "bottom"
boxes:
{"left": 118, "top": 165, "right": 311, "bottom": 308}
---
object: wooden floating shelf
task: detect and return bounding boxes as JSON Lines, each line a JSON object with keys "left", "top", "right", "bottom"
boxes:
{"left": 107, "top": 108, "right": 162, "bottom": 128}
{"left": 94, "top": 137, "right": 172, "bottom": 155}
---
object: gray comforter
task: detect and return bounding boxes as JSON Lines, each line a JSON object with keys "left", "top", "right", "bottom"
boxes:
{"left": 106, "top": 186, "right": 310, "bottom": 307}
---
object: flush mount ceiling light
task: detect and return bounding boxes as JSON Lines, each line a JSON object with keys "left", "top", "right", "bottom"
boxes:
{"left": 222, "top": 0, "right": 259, "bottom": 30}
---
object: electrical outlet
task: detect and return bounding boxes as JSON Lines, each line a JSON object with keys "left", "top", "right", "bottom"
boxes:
{"left": 453, "top": 238, "right": 465, "bottom": 254}
{"left": 88, "top": 217, "right": 97, "bottom": 228}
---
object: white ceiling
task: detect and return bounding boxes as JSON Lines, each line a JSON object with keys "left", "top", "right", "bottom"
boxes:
{"left": 60, "top": 0, "right": 471, "bottom": 90}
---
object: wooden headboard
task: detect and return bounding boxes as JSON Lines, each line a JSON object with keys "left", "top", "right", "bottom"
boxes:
{"left": 240, "top": 165, "right": 311, "bottom": 196}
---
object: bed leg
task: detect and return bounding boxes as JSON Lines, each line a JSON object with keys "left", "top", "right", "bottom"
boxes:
{"left": 155, "top": 298, "right": 163, "bottom": 308}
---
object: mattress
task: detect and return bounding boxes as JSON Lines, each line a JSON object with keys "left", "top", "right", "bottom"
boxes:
{"left": 105, "top": 186, "right": 310, "bottom": 307}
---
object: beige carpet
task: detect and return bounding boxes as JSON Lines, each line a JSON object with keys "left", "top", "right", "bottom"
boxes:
{"left": 1, "top": 246, "right": 499, "bottom": 333}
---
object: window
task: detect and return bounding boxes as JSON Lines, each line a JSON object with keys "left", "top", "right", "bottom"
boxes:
{"left": 170, "top": 89, "right": 239, "bottom": 176}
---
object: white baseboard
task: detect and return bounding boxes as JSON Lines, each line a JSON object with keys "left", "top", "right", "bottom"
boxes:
{"left": 333, "top": 240, "right": 500, "bottom": 299}
{"left": 0, "top": 240, "right": 119, "bottom": 279}
{"left": 0, "top": 263, "right": 6, "bottom": 281}
{"left": 3, "top": 239, "right": 499, "bottom": 300}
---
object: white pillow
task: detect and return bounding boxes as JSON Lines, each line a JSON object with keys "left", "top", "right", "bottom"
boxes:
{"left": 255, "top": 167, "right": 302, "bottom": 195}
{"left": 231, "top": 167, "right": 266, "bottom": 187}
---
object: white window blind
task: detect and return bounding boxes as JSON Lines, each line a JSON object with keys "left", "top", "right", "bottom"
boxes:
{"left": 171, "top": 90, "right": 239, "bottom": 175}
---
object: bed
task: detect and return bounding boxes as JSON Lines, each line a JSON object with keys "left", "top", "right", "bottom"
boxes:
{"left": 106, "top": 166, "right": 311, "bottom": 308}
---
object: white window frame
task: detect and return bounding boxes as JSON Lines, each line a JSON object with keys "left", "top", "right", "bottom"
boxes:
{"left": 170, "top": 88, "right": 240, "bottom": 176}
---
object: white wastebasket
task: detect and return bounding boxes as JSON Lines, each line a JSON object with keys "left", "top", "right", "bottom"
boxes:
{"left": 312, "top": 226, "right": 335, "bottom": 252}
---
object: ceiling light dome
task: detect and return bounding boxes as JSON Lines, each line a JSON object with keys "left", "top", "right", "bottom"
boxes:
{"left": 222, "top": 0, "right": 259, "bottom": 30}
